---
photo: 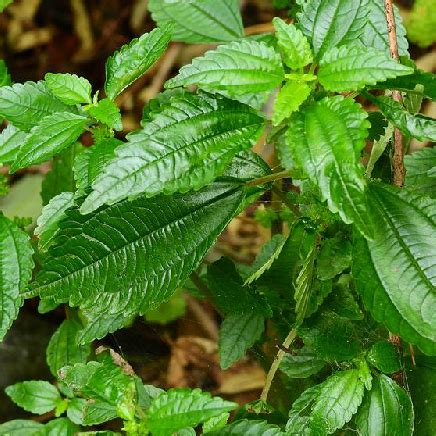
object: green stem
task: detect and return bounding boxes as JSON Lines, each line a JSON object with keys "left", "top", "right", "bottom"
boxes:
{"left": 246, "top": 170, "right": 293, "bottom": 187}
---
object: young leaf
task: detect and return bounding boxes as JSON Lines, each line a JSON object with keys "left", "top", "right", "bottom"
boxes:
{"left": 0, "top": 214, "right": 34, "bottom": 341}
{"left": 280, "top": 347, "right": 325, "bottom": 379}
{"left": 0, "top": 124, "right": 27, "bottom": 165}
{"left": 0, "top": 420, "right": 43, "bottom": 435}
{"left": 208, "top": 419, "right": 284, "bottom": 435}
{"left": 10, "top": 112, "right": 88, "bottom": 172}
{"left": 283, "top": 96, "right": 373, "bottom": 238}
{"left": 219, "top": 312, "right": 264, "bottom": 369}
{"left": 367, "top": 340, "right": 402, "bottom": 374}
{"left": 46, "top": 318, "right": 91, "bottom": 376}
{"left": 165, "top": 40, "right": 284, "bottom": 96}
{"left": 80, "top": 92, "right": 264, "bottom": 214}
{"left": 45, "top": 73, "right": 92, "bottom": 105}
{"left": 297, "top": 0, "right": 368, "bottom": 60}
{"left": 356, "top": 374, "right": 414, "bottom": 436}
{"left": 318, "top": 45, "right": 413, "bottom": 92}
{"left": 273, "top": 18, "right": 313, "bottom": 69}
{"left": 405, "top": 147, "right": 436, "bottom": 198}
{"left": 353, "top": 183, "right": 436, "bottom": 355}
{"left": 5, "top": 381, "right": 61, "bottom": 414}
{"left": 146, "top": 388, "right": 237, "bottom": 435}
{"left": 105, "top": 26, "right": 172, "bottom": 99}
{"left": 0, "top": 81, "right": 73, "bottom": 131}
{"left": 272, "top": 80, "right": 311, "bottom": 126}
{"left": 35, "top": 192, "right": 75, "bottom": 251}
{"left": 148, "top": 0, "right": 243, "bottom": 44}
{"left": 0, "top": 60, "right": 11, "bottom": 87}
{"left": 88, "top": 98, "right": 122, "bottom": 131}
{"left": 317, "top": 235, "right": 352, "bottom": 281}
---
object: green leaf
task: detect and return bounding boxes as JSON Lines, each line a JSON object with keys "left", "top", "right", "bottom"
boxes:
{"left": 202, "top": 412, "right": 229, "bottom": 433}
{"left": 208, "top": 419, "right": 284, "bottom": 435}
{"left": 88, "top": 98, "right": 122, "bottom": 131}
{"left": 5, "top": 381, "right": 61, "bottom": 414}
{"left": 165, "top": 40, "right": 284, "bottom": 96}
{"left": 297, "top": 0, "right": 368, "bottom": 61}
{"left": 286, "top": 368, "right": 368, "bottom": 435}
{"left": 40, "top": 418, "right": 80, "bottom": 436}
{"left": 105, "top": 26, "right": 172, "bottom": 99}
{"left": 272, "top": 80, "right": 311, "bottom": 126}
{"left": 46, "top": 318, "right": 91, "bottom": 376}
{"left": 219, "top": 312, "right": 264, "bottom": 369}
{"left": 10, "top": 112, "right": 88, "bottom": 172}
{"left": 280, "top": 347, "right": 325, "bottom": 379}
{"left": 0, "top": 214, "right": 34, "bottom": 341}
{"left": 273, "top": 18, "right": 313, "bottom": 69}
{"left": 45, "top": 73, "right": 92, "bottom": 105}
{"left": 356, "top": 374, "right": 414, "bottom": 436}
{"left": 35, "top": 192, "right": 75, "bottom": 251}
{"left": 0, "top": 420, "right": 43, "bottom": 435}
{"left": 81, "top": 400, "right": 118, "bottom": 426}
{"left": 0, "top": 60, "right": 11, "bottom": 87}
{"left": 367, "top": 340, "right": 402, "bottom": 374}
{"left": 283, "top": 96, "right": 373, "bottom": 238}
{"left": 365, "top": 122, "right": 394, "bottom": 179}
{"left": 405, "top": 147, "right": 436, "bottom": 198}
{"left": 80, "top": 92, "right": 263, "bottom": 214}
{"left": 146, "top": 388, "right": 237, "bottom": 436}
{"left": 145, "top": 290, "right": 186, "bottom": 324}
{"left": 0, "top": 124, "right": 28, "bottom": 165}
{"left": 317, "top": 235, "right": 352, "bottom": 281}
{"left": 406, "top": 0, "right": 436, "bottom": 48}
{"left": 324, "top": 275, "right": 362, "bottom": 320}
{"left": 353, "top": 183, "right": 436, "bottom": 355}
{"left": 318, "top": 45, "right": 413, "bottom": 92}
{"left": 0, "top": 81, "right": 73, "bottom": 131}
{"left": 148, "top": 0, "right": 243, "bottom": 44}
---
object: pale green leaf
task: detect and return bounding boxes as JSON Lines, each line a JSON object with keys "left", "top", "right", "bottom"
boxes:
{"left": 88, "top": 98, "right": 122, "bottom": 131}
{"left": 208, "top": 419, "right": 284, "bottom": 435}
{"left": 272, "top": 80, "right": 311, "bottom": 126}
{"left": 202, "top": 412, "right": 229, "bottom": 433}
{"left": 145, "top": 290, "right": 186, "bottom": 324}
{"left": 148, "top": 0, "right": 243, "bottom": 44}
{"left": 406, "top": 0, "right": 436, "bottom": 48}
{"left": 0, "top": 60, "right": 11, "bottom": 87}
{"left": 146, "top": 388, "right": 237, "bottom": 436}
{"left": 365, "top": 122, "right": 394, "bottom": 179}
{"left": 318, "top": 45, "right": 413, "bottom": 92}
{"left": 45, "top": 73, "right": 92, "bottom": 105}
{"left": 367, "top": 340, "right": 402, "bottom": 374}
{"left": 405, "top": 147, "right": 436, "bottom": 198}
{"left": 0, "top": 214, "right": 34, "bottom": 341}
{"left": 283, "top": 96, "right": 373, "bottom": 238}
{"left": 280, "top": 347, "right": 325, "bottom": 379}
{"left": 5, "top": 381, "right": 61, "bottom": 415}
{"left": 105, "top": 26, "right": 172, "bottom": 99}
{"left": 356, "top": 374, "right": 414, "bottom": 436}
{"left": 317, "top": 235, "right": 352, "bottom": 281}
{"left": 273, "top": 17, "right": 313, "bottom": 69}
{"left": 0, "top": 124, "right": 27, "bottom": 165}
{"left": 10, "top": 112, "right": 88, "bottom": 172}
{"left": 80, "top": 92, "right": 263, "bottom": 214}
{"left": 0, "top": 420, "right": 43, "bottom": 436}
{"left": 219, "top": 312, "right": 264, "bottom": 369}
{"left": 165, "top": 40, "right": 284, "bottom": 96}
{"left": 353, "top": 183, "right": 436, "bottom": 355}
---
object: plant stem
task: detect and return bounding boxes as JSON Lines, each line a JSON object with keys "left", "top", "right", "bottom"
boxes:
{"left": 246, "top": 170, "right": 294, "bottom": 187}
{"left": 260, "top": 327, "right": 297, "bottom": 403}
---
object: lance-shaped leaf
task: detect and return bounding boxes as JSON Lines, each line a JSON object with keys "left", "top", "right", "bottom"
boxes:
{"left": 208, "top": 419, "right": 284, "bottom": 435}
{"left": 356, "top": 374, "right": 414, "bottom": 436}
{"left": 0, "top": 81, "right": 73, "bottom": 131}
{"left": 284, "top": 96, "right": 372, "bottom": 238}
{"left": 0, "top": 59, "right": 11, "bottom": 87}
{"left": 0, "top": 214, "right": 34, "bottom": 341}
{"left": 105, "top": 26, "right": 172, "bottom": 99}
{"left": 318, "top": 45, "right": 413, "bottom": 92}
{"left": 148, "top": 0, "right": 243, "bottom": 44}
{"left": 80, "top": 92, "right": 264, "bottom": 214}
{"left": 353, "top": 183, "right": 436, "bottom": 355}
{"left": 10, "top": 112, "right": 88, "bottom": 172}
{"left": 365, "top": 93, "right": 436, "bottom": 141}
{"left": 297, "top": 0, "right": 368, "bottom": 60}
{"left": 165, "top": 40, "right": 284, "bottom": 95}
{"left": 405, "top": 147, "right": 436, "bottom": 198}
{"left": 45, "top": 73, "right": 92, "bottom": 105}
{"left": 0, "top": 124, "right": 27, "bottom": 164}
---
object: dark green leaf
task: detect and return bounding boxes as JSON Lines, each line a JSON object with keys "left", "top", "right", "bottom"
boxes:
{"left": 280, "top": 347, "right": 325, "bottom": 379}
{"left": 404, "top": 147, "right": 436, "bottom": 198}
{"left": 88, "top": 98, "right": 122, "bottom": 131}
{"left": 367, "top": 340, "right": 402, "bottom": 374}
{"left": 45, "top": 73, "right": 92, "bottom": 105}
{"left": 0, "top": 124, "right": 28, "bottom": 165}
{"left": 317, "top": 236, "right": 352, "bottom": 281}
{"left": 0, "top": 60, "right": 11, "bottom": 87}
{"left": 208, "top": 419, "right": 284, "bottom": 435}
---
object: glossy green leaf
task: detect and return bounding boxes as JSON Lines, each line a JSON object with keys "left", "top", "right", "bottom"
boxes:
{"left": 208, "top": 419, "right": 284, "bottom": 435}
{"left": 81, "top": 92, "right": 263, "bottom": 214}
{"left": 353, "top": 183, "right": 436, "bottom": 355}
{"left": 219, "top": 312, "right": 264, "bottom": 369}
{"left": 5, "top": 381, "right": 61, "bottom": 414}
{"left": 297, "top": 0, "right": 367, "bottom": 60}
{"left": 367, "top": 340, "right": 402, "bottom": 374}
{"left": 0, "top": 60, "right": 11, "bottom": 87}
{"left": 165, "top": 40, "right": 284, "bottom": 96}
{"left": 273, "top": 17, "right": 313, "bottom": 69}
{"left": 405, "top": 147, "right": 436, "bottom": 198}
{"left": 105, "top": 26, "right": 172, "bottom": 99}
{"left": 88, "top": 98, "right": 122, "bottom": 131}
{"left": 0, "top": 124, "right": 28, "bottom": 165}
{"left": 0, "top": 214, "right": 34, "bottom": 341}
{"left": 272, "top": 80, "right": 311, "bottom": 126}
{"left": 284, "top": 96, "right": 372, "bottom": 238}
{"left": 35, "top": 192, "right": 75, "bottom": 251}
{"left": 318, "top": 45, "right": 413, "bottom": 92}
{"left": 0, "top": 420, "right": 43, "bottom": 435}
{"left": 148, "top": 0, "right": 243, "bottom": 44}
{"left": 146, "top": 388, "right": 237, "bottom": 436}
{"left": 0, "top": 81, "right": 73, "bottom": 131}
{"left": 356, "top": 374, "right": 414, "bottom": 436}
{"left": 280, "top": 347, "right": 325, "bottom": 379}
{"left": 45, "top": 73, "right": 92, "bottom": 105}
{"left": 202, "top": 412, "right": 229, "bottom": 433}
{"left": 10, "top": 112, "right": 88, "bottom": 172}
{"left": 317, "top": 236, "right": 352, "bottom": 281}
